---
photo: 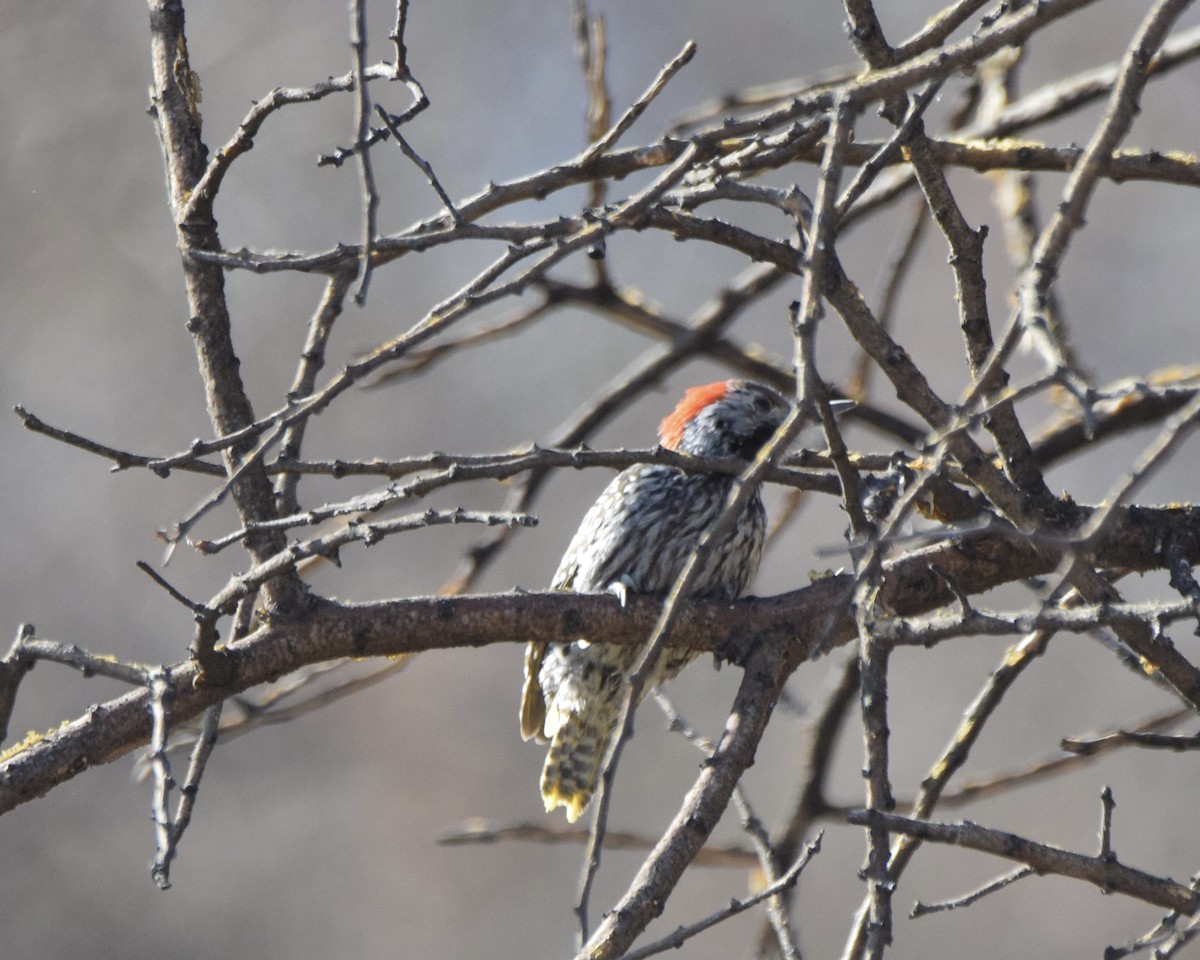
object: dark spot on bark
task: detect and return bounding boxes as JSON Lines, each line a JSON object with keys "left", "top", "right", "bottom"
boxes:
{"left": 561, "top": 606, "right": 585, "bottom": 639}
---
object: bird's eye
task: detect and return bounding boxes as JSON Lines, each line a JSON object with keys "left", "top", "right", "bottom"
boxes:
{"left": 752, "top": 394, "right": 773, "bottom": 413}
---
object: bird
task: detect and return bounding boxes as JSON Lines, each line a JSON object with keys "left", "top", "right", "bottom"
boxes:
{"left": 520, "top": 380, "right": 792, "bottom": 822}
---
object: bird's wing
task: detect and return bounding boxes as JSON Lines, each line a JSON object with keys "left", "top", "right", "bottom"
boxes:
{"left": 521, "top": 545, "right": 582, "bottom": 741}
{"left": 521, "top": 466, "right": 682, "bottom": 741}
{"left": 520, "top": 471, "right": 627, "bottom": 741}
{"left": 520, "top": 643, "right": 548, "bottom": 741}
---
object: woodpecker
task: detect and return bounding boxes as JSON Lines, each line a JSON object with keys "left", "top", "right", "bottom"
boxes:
{"left": 520, "top": 380, "right": 791, "bottom": 822}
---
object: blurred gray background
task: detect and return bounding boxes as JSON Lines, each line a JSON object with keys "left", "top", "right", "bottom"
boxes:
{"left": 3, "top": 2, "right": 1200, "bottom": 958}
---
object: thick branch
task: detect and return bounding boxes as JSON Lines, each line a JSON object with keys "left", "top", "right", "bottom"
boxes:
{"left": 5, "top": 503, "right": 1200, "bottom": 815}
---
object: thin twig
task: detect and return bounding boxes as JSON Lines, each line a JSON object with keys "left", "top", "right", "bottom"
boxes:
{"left": 182, "top": 63, "right": 398, "bottom": 222}
{"left": 321, "top": 0, "right": 429, "bottom": 167}
{"left": 436, "top": 818, "right": 757, "bottom": 867}
{"left": 14, "top": 405, "right": 224, "bottom": 476}
{"left": 10, "top": 638, "right": 150, "bottom": 686}
{"left": 350, "top": 0, "right": 378, "bottom": 303}
{"left": 910, "top": 866, "right": 1035, "bottom": 918}
{"left": 574, "top": 0, "right": 611, "bottom": 281}
{"left": 1064, "top": 728, "right": 1200, "bottom": 754}
{"left": 374, "top": 105, "right": 461, "bottom": 222}
{"left": 893, "top": 0, "right": 992, "bottom": 61}
{"left": 148, "top": 667, "right": 176, "bottom": 889}
{"left": 619, "top": 835, "right": 823, "bottom": 960}
{"left": 835, "top": 78, "right": 943, "bottom": 219}
{"left": 201, "top": 509, "right": 536, "bottom": 616}
{"left": 578, "top": 40, "right": 696, "bottom": 167}
{"left": 1106, "top": 879, "right": 1200, "bottom": 960}
{"left": 1099, "top": 785, "right": 1117, "bottom": 861}
{"left": 849, "top": 200, "right": 926, "bottom": 399}
{"left": 276, "top": 270, "right": 355, "bottom": 516}
{"left": 165, "top": 701, "right": 222, "bottom": 864}
{"left": 136, "top": 561, "right": 210, "bottom": 616}
{"left": 131, "top": 659, "right": 417, "bottom": 781}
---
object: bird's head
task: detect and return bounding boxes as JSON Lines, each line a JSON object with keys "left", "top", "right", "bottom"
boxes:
{"left": 658, "top": 380, "right": 792, "bottom": 460}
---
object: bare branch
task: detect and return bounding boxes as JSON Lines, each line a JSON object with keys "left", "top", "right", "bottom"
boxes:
{"left": 16, "top": 1, "right": 1200, "bottom": 953}
{"left": 1064, "top": 728, "right": 1200, "bottom": 754}
{"left": 578, "top": 39, "right": 696, "bottom": 166}
{"left": 847, "top": 809, "right": 1199, "bottom": 914}
{"left": 147, "top": 0, "right": 308, "bottom": 611}
{"left": 1019, "top": 0, "right": 1194, "bottom": 368}
{"left": 436, "top": 819, "right": 758, "bottom": 867}
{"left": 911, "top": 866, "right": 1035, "bottom": 918}
{"left": 147, "top": 667, "right": 176, "bottom": 889}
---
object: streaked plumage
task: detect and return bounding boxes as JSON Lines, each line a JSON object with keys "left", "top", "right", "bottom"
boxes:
{"left": 520, "top": 380, "right": 790, "bottom": 821}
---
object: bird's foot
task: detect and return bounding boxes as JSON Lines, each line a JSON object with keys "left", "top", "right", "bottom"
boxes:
{"left": 608, "top": 577, "right": 636, "bottom": 609}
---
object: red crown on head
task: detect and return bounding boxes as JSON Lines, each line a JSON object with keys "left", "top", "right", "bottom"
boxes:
{"left": 658, "top": 381, "right": 733, "bottom": 450}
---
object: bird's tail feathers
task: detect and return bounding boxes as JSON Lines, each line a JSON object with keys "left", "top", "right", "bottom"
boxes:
{"left": 540, "top": 709, "right": 611, "bottom": 823}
